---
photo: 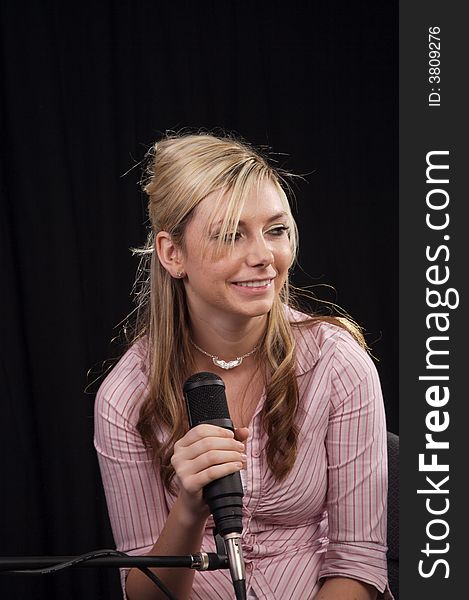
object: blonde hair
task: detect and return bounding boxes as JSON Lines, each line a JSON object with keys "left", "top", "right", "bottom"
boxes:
{"left": 128, "top": 130, "right": 365, "bottom": 492}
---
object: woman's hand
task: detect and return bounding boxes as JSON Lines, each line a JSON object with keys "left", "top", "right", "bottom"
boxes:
{"left": 171, "top": 425, "right": 249, "bottom": 519}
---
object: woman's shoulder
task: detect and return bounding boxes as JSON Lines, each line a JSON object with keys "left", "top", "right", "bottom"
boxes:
{"left": 284, "top": 305, "right": 373, "bottom": 377}
{"left": 285, "top": 304, "right": 352, "bottom": 347}
{"left": 94, "top": 337, "right": 149, "bottom": 421}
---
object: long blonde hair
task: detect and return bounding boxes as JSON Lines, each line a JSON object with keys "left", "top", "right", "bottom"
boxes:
{"left": 128, "top": 130, "right": 364, "bottom": 492}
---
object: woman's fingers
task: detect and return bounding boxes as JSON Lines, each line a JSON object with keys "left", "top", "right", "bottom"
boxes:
{"left": 179, "top": 461, "right": 244, "bottom": 494}
{"left": 180, "top": 448, "right": 247, "bottom": 473}
{"left": 171, "top": 424, "right": 249, "bottom": 495}
{"left": 175, "top": 435, "right": 245, "bottom": 461}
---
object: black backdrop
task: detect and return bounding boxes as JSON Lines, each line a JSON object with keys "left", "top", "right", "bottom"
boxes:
{"left": 0, "top": 2, "right": 397, "bottom": 599}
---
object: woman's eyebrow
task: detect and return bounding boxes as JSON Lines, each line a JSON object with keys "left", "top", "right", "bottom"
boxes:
{"left": 212, "top": 211, "right": 289, "bottom": 228}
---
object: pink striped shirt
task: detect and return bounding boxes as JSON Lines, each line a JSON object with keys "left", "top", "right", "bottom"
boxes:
{"left": 94, "top": 312, "right": 393, "bottom": 599}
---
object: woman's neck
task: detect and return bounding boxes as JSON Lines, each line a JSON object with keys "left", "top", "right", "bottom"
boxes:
{"left": 188, "top": 312, "right": 267, "bottom": 361}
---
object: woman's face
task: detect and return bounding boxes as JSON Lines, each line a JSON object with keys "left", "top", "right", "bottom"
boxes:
{"left": 180, "top": 179, "right": 293, "bottom": 327}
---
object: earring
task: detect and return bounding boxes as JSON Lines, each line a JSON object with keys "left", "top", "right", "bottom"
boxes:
{"left": 176, "top": 271, "right": 185, "bottom": 278}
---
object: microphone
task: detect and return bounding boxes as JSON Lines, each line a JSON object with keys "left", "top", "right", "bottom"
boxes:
{"left": 183, "top": 372, "right": 246, "bottom": 600}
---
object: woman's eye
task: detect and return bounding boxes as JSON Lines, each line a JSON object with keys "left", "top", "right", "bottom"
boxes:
{"left": 226, "top": 232, "right": 242, "bottom": 242}
{"left": 268, "top": 225, "right": 290, "bottom": 236}
{"left": 214, "top": 231, "right": 241, "bottom": 243}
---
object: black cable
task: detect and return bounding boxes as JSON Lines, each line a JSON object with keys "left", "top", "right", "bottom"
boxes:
{"left": 113, "top": 551, "right": 179, "bottom": 600}
{"left": 9, "top": 549, "right": 120, "bottom": 575}
{"left": 132, "top": 564, "right": 179, "bottom": 600}
{"left": 9, "top": 549, "right": 179, "bottom": 600}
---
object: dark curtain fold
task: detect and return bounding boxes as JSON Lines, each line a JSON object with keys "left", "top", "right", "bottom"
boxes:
{"left": 0, "top": 2, "right": 397, "bottom": 598}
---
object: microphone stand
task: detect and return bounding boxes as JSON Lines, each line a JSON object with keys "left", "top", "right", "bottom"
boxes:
{"left": 0, "top": 552, "right": 229, "bottom": 572}
{"left": 0, "top": 546, "right": 230, "bottom": 600}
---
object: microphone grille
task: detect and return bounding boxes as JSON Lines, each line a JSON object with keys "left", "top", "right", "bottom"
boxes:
{"left": 183, "top": 372, "right": 230, "bottom": 425}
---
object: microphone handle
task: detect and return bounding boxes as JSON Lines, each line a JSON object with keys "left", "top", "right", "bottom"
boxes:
{"left": 192, "top": 417, "right": 244, "bottom": 538}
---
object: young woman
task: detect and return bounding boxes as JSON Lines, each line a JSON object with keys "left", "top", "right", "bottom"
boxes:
{"left": 94, "top": 132, "right": 393, "bottom": 600}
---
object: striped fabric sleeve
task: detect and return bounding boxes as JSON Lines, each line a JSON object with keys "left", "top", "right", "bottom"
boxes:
{"left": 93, "top": 349, "right": 168, "bottom": 597}
{"left": 318, "top": 331, "right": 392, "bottom": 597}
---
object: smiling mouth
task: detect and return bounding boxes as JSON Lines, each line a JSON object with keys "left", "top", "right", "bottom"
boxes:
{"left": 233, "top": 279, "right": 273, "bottom": 288}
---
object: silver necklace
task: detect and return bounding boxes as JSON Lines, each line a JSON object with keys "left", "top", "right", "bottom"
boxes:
{"left": 190, "top": 339, "right": 259, "bottom": 370}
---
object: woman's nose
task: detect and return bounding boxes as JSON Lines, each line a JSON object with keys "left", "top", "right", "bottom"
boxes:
{"left": 245, "top": 235, "right": 274, "bottom": 267}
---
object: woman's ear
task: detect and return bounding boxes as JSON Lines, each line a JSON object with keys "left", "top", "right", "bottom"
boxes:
{"left": 155, "top": 231, "right": 185, "bottom": 278}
